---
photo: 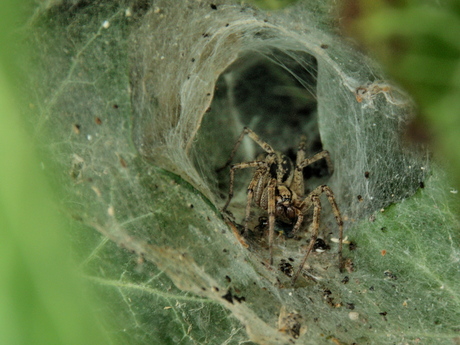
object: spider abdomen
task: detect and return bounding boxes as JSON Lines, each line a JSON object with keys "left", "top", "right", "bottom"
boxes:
{"left": 269, "top": 153, "right": 293, "bottom": 184}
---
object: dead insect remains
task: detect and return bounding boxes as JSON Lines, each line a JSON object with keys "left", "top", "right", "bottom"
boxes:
{"left": 218, "top": 127, "right": 343, "bottom": 284}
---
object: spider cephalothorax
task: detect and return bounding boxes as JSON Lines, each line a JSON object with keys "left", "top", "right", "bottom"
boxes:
{"left": 219, "top": 127, "right": 343, "bottom": 284}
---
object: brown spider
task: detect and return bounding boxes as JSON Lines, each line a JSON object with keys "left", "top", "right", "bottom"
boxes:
{"left": 218, "top": 127, "right": 343, "bottom": 284}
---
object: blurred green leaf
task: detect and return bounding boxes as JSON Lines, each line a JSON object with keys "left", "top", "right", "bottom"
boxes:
{"left": 0, "top": 1, "right": 109, "bottom": 345}
{"left": 0, "top": 72, "right": 110, "bottom": 345}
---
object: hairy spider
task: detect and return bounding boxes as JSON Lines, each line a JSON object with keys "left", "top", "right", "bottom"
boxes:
{"left": 218, "top": 127, "right": 343, "bottom": 283}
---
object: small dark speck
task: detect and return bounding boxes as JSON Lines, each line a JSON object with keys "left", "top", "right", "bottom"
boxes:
{"left": 279, "top": 260, "right": 294, "bottom": 277}
{"left": 348, "top": 241, "right": 357, "bottom": 251}
{"left": 419, "top": 181, "right": 425, "bottom": 188}
{"left": 119, "top": 156, "right": 127, "bottom": 168}
{"left": 321, "top": 44, "right": 329, "bottom": 49}
{"left": 223, "top": 248, "right": 228, "bottom": 253}
{"left": 225, "top": 23, "right": 229, "bottom": 27}
{"left": 201, "top": 287, "right": 206, "bottom": 291}
{"left": 380, "top": 227, "right": 387, "bottom": 233}
{"left": 341, "top": 276, "right": 349, "bottom": 284}
{"left": 73, "top": 124, "right": 81, "bottom": 134}
{"left": 369, "top": 286, "right": 375, "bottom": 291}
{"left": 222, "top": 290, "right": 233, "bottom": 304}
{"left": 346, "top": 303, "right": 355, "bottom": 310}
{"left": 113, "top": 104, "right": 119, "bottom": 109}
{"left": 189, "top": 204, "right": 194, "bottom": 209}
{"left": 225, "top": 275, "right": 231, "bottom": 283}
{"left": 191, "top": 58, "right": 195, "bottom": 62}
{"left": 364, "top": 171, "right": 370, "bottom": 178}
{"left": 313, "top": 238, "right": 329, "bottom": 251}
{"left": 95, "top": 117, "right": 102, "bottom": 125}
{"left": 384, "top": 270, "right": 397, "bottom": 280}
{"left": 357, "top": 195, "right": 363, "bottom": 202}
{"left": 210, "top": 4, "right": 217, "bottom": 10}
{"left": 288, "top": 257, "right": 294, "bottom": 262}
{"left": 202, "top": 33, "right": 209, "bottom": 37}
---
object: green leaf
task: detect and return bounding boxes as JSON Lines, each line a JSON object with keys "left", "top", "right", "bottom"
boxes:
{"left": 0, "top": 3, "right": 109, "bottom": 345}
{"left": 22, "top": 1, "right": 460, "bottom": 344}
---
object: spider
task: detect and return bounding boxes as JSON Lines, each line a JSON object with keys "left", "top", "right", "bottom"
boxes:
{"left": 218, "top": 127, "right": 343, "bottom": 284}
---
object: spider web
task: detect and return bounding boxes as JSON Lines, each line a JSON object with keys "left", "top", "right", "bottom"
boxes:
{"left": 25, "top": 0, "right": 460, "bottom": 344}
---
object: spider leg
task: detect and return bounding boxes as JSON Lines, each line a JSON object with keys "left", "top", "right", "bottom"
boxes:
{"left": 243, "top": 169, "right": 266, "bottom": 234}
{"left": 216, "top": 127, "right": 275, "bottom": 172}
{"left": 222, "top": 161, "right": 267, "bottom": 212}
{"left": 267, "top": 178, "right": 277, "bottom": 265}
{"left": 291, "top": 185, "right": 343, "bottom": 285}
{"left": 296, "top": 135, "right": 308, "bottom": 164}
{"left": 292, "top": 195, "right": 320, "bottom": 284}
{"left": 297, "top": 150, "right": 334, "bottom": 175}
{"left": 291, "top": 209, "right": 304, "bottom": 234}
{"left": 290, "top": 135, "right": 307, "bottom": 197}
{"left": 318, "top": 185, "right": 344, "bottom": 271}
